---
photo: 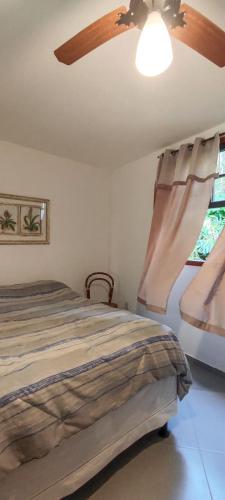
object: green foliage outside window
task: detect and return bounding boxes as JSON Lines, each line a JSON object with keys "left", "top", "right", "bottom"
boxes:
{"left": 189, "top": 149, "right": 225, "bottom": 263}
{"left": 189, "top": 208, "right": 225, "bottom": 262}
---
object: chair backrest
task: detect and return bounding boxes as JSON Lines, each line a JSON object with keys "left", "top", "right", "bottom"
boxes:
{"left": 85, "top": 272, "right": 114, "bottom": 304}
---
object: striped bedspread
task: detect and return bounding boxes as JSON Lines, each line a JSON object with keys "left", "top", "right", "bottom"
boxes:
{"left": 0, "top": 281, "right": 191, "bottom": 476}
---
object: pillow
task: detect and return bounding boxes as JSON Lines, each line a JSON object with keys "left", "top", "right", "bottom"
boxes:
{"left": 0, "top": 280, "right": 72, "bottom": 299}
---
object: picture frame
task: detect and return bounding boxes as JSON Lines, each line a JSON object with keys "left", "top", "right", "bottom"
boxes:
{"left": 0, "top": 194, "right": 50, "bottom": 244}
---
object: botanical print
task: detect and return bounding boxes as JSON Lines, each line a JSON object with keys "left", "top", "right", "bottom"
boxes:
{"left": 0, "top": 194, "right": 49, "bottom": 244}
{"left": 21, "top": 206, "right": 41, "bottom": 235}
{"left": 0, "top": 205, "right": 18, "bottom": 235}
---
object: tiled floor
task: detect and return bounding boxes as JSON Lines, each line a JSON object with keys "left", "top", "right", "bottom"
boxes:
{"left": 67, "top": 360, "right": 225, "bottom": 500}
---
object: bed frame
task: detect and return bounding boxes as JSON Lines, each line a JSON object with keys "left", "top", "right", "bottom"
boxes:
{"left": 0, "top": 377, "right": 176, "bottom": 500}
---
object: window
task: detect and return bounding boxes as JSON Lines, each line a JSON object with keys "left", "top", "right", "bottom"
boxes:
{"left": 188, "top": 141, "right": 225, "bottom": 265}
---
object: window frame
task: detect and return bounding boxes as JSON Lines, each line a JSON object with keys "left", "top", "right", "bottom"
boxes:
{"left": 187, "top": 137, "right": 225, "bottom": 266}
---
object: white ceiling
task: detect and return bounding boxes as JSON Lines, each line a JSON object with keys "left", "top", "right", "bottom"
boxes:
{"left": 0, "top": 0, "right": 225, "bottom": 168}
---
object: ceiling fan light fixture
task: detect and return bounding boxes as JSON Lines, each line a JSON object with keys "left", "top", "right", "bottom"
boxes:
{"left": 135, "top": 10, "right": 173, "bottom": 77}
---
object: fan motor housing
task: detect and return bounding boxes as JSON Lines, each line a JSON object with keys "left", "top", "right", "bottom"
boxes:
{"left": 117, "top": 0, "right": 186, "bottom": 30}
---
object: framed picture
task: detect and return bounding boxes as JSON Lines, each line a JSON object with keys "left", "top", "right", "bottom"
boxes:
{"left": 0, "top": 194, "right": 50, "bottom": 244}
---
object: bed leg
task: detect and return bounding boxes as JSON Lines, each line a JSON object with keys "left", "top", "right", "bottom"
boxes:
{"left": 158, "top": 423, "right": 170, "bottom": 438}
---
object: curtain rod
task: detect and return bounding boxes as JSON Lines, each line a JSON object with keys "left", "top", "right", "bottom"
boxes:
{"left": 158, "top": 132, "right": 225, "bottom": 159}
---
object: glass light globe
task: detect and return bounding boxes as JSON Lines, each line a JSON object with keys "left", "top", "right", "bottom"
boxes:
{"left": 136, "top": 10, "right": 173, "bottom": 77}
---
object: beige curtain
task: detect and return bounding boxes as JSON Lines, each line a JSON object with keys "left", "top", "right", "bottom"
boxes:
{"left": 181, "top": 225, "right": 225, "bottom": 337}
{"left": 138, "top": 134, "right": 220, "bottom": 313}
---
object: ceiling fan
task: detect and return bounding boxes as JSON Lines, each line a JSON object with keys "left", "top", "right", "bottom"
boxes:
{"left": 54, "top": 0, "right": 225, "bottom": 76}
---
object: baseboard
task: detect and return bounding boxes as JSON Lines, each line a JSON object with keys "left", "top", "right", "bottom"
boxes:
{"left": 186, "top": 354, "right": 225, "bottom": 378}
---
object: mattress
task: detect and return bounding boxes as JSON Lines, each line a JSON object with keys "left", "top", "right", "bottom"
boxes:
{"left": 0, "top": 376, "right": 177, "bottom": 500}
{"left": 0, "top": 281, "right": 191, "bottom": 478}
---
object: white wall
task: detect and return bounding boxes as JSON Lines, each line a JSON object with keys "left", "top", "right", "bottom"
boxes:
{"left": 110, "top": 122, "right": 225, "bottom": 372}
{"left": 0, "top": 140, "right": 110, "bottom": 295}
{"left": 110, "top": 151, "right": 158, "bottom": 310}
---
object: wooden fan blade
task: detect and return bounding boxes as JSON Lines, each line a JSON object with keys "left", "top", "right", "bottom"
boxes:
{"left": 171, "top": 3, "right": 225, "bottom": 67}
{"left": 54, "top": 6, "right": 134, "bottom": 65}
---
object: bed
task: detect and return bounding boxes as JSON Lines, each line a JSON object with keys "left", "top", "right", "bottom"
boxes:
{"left": 0, "top": 281, "right": 191, "bottom": 500}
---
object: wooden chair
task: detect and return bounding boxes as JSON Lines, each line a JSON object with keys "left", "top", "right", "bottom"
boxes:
{"left": 85, "top": 272, "right": 118, "bottom": 308}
